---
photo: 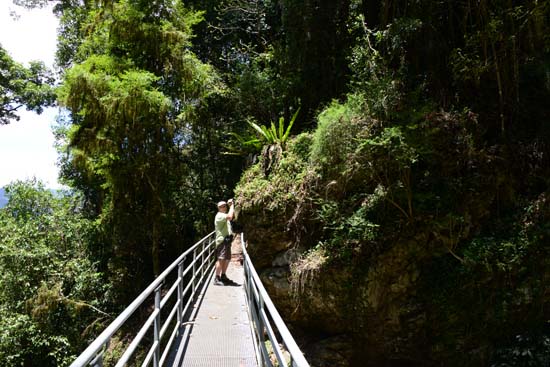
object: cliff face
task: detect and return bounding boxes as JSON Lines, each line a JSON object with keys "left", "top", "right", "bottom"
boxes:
{"left": 235, "top": 101, "right": 550, "bottom": 366}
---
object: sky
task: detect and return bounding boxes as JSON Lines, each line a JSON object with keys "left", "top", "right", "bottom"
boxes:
{"left": 0, "top": 1, "right": 62, "bottom": 189}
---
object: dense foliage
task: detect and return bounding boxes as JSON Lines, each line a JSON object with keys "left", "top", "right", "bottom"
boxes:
{"left": 233, "top": 0, "right": 550, "bottom": 366}
{"left": 1, "top": 0, "right": 549, "bottom": 365}
{"left": 54, "top": 0, "right": 236, "bottom": 302}
{"left": 0, "top": 181, "right": 105, "bottom": 366}
{"left": 0, "top": 45, "right": 55, "bottom": 124}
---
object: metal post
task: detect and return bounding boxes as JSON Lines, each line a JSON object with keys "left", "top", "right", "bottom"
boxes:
{"left": 201, "top": 240, "right": 205, "bottom": 280}
{"left": 177, "top": 261, "right": 183, "bottom": 326}
{"left": 153, "top": 287, "right": 161, "bottom": 367}
{"left": 90, "top": 348, "right": 104, "bottom": 367}
{"left": 209, "top": 238, "right": 214, "bottom": 267}
{"left": 245, "top": 260, "right": 251, "bottom": 303}
{"left": 258, "top": 295, "right": 265, "bottom": 344}
{"left": 192, "top": 248, "right": 197, "bottom": 295}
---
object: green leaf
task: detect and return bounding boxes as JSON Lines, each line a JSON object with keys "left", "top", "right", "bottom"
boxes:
{"left": 270, "top": 121, "right": 278, "bottom": 142}
{"left": 282, "top": 107, "right": 300, "bottom": 143}
{"left": 248, "top": 120, "right": 269, "bottom": 141}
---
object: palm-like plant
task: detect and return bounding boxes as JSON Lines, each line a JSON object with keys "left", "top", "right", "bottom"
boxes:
{"left": 248, "top": 107, "right": 300, "bottom": 149}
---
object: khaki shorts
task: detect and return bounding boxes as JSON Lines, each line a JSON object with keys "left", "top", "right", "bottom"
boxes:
{"left": 216, "top": 235, "right": 232, "bottom": 260}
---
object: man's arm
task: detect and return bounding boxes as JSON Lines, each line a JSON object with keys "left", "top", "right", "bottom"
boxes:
{"left": 226, "top": 199, "right": 235, "bottom": 221}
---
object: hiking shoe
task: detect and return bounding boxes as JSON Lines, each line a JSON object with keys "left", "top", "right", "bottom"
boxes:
{"left": 213, "top": 277, "right": 224, "bottom": 286}
{"left": 221, "top": 274, "right": 239, "bottom": 286}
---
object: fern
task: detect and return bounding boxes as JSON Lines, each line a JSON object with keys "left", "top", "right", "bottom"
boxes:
{"left": 248, "top": 107, "right": 300, "bottom": 149}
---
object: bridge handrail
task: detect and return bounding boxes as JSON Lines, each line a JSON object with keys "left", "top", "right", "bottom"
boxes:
{"left": 241, "top": 233, "right": 310, "bottom": 367}
{"left": 70, "top": 231, "right": 216, "bottom": 367}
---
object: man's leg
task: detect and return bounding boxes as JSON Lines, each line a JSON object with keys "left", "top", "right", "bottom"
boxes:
{"left": 220, "top": 239, "right": 235, "bottom": 284}
{"left": 220, "top": 259, "right": 237, "bottom": 285}
{"left": 220, "top": 240, "right": 238, "bottom": 285}
{"left": 213, "top": 242, "right": 225, "bottom": 285}
{"left": 221, "top": 259, "right": 230, "bottom": 274}
{"left": 215, "top": 259, "right": 223, "bottom": 277}
{"left": 214, "top": 259, "right": 224, "bottom": 285}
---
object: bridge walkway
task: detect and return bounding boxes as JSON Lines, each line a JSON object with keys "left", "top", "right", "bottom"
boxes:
{"left": 172, "top": 243, "right": 258, "bottom": 367}
{"left": 69, "top": 232, "right": 310, "bottom": 367}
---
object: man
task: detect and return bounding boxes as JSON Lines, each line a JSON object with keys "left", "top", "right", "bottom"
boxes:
{"left": 214, "top": 199, "right": 238, "bottom": 286}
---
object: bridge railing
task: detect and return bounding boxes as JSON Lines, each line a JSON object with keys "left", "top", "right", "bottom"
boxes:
{"left": 241, "top": 233, "right": 310, "bottom": 367}
{"left": 70, "top": 231, "right": 217, "bottom": 367}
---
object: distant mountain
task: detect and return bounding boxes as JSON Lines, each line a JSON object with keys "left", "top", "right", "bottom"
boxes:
{"left": 0, "top": 188, "right": 7, "bottom": 208}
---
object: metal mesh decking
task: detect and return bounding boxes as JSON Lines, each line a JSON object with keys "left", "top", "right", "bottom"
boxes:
{"left": 176, "top": 262, "right": 258, "bottom": 367}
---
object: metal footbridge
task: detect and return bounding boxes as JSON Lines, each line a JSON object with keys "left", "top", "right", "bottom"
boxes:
{"left": 70, "top": 233, "right": 310, "bottom": 367}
